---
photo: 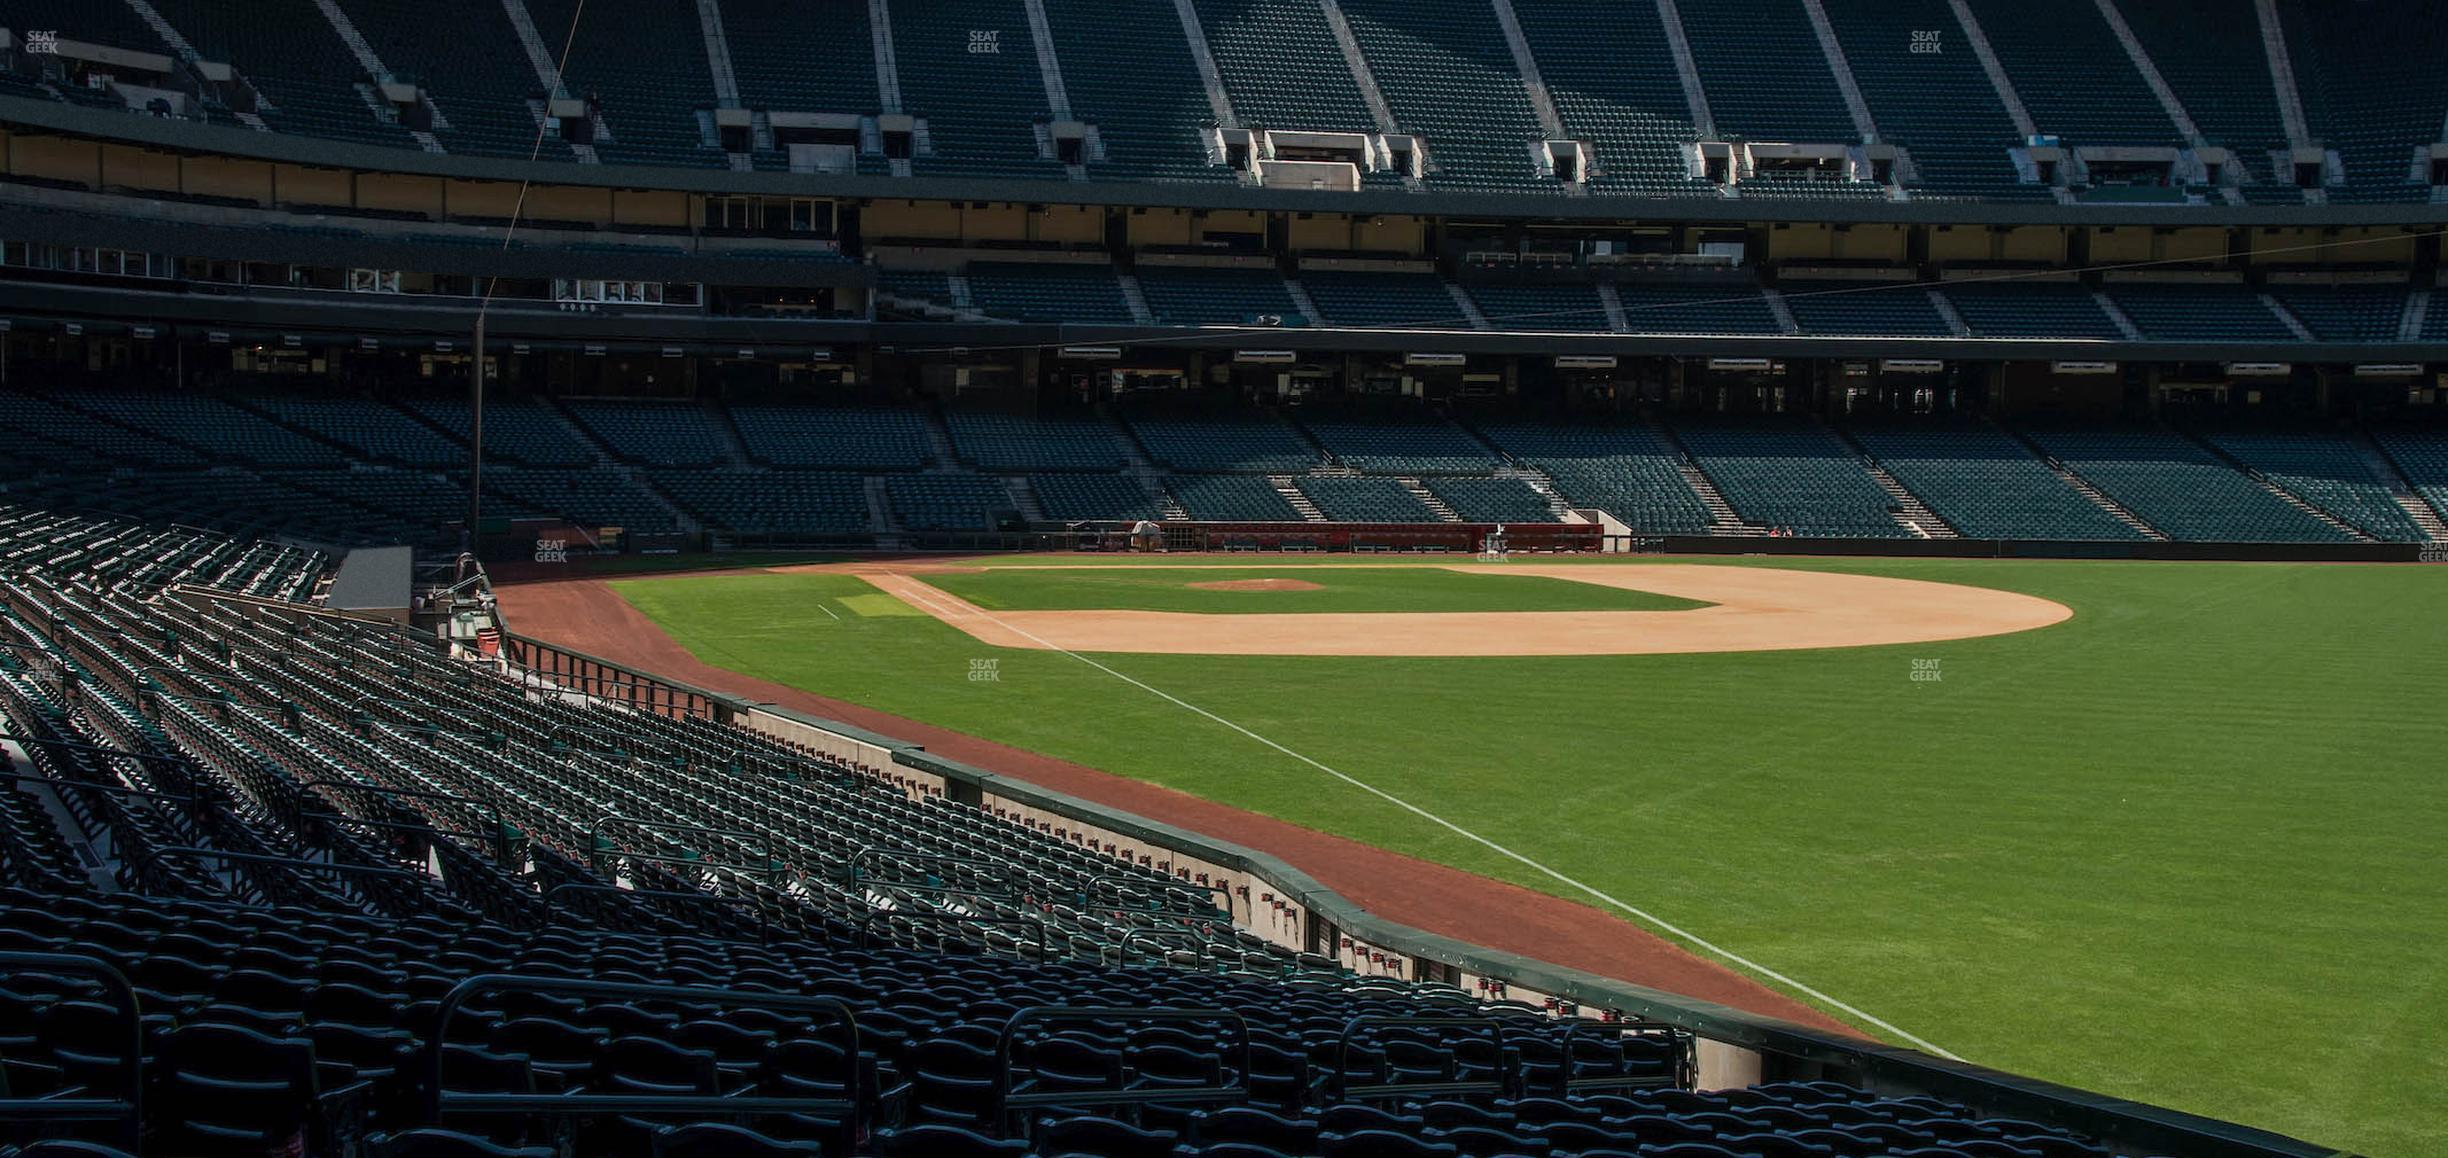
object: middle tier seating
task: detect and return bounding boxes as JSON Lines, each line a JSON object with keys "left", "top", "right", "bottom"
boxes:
{"left": 1784, "top": 281, "right": 1956, "bottom": 338}
{"left": 967, "top": 263, "right": 1139, "bottom": 325}
{"left": 1297, "top": 270, "right": 1472, "bottom": 330}
{"left": 2105, "top": 284, "right": 2296, "bottom": 342}
{"left": 1136, "top": 267, "right": 1307, "bottom": 327}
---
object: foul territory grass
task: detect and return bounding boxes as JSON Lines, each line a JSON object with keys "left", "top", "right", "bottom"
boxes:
{"left": 914, "top": 565, "right": 1710, "bottom": 614}
{"left": 611, "top": 559, "right": 2448, "bottom": 1155}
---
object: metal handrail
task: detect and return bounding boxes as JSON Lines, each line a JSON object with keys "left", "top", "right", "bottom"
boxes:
{"left": 1333, "top": 1014, "right": 1514, "bottom": 1102}
{"left": 997, "top": 1004, "right": 1250, "bottom": 1115}
{"left": 296, "top": 778, "right": 517, "bottom": 863}
{"left": 0, "top": 951, "right": 143, "bottom": 1149}
{"left": 588, "top": 814, "right": 781, "bottom": 883}
{"left": 425, "top": 974, "right": 858, "bottom": 1132}
{"left": 854, "top": 908, "right": 1050, "bottom": 960}
{"left": 842, "top": 844, "right": 1022, "bottom": 897}
{"left": 1551, "top": 1017, "right": 1692, "bottom": 1093}
{"left": 540, "top": 882, "right": 773, "bottom": 945}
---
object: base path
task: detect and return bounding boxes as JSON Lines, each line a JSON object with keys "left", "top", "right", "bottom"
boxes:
{"left": 863, "top": 562, "right": 2072, "bottom": 656}
{"left": 496, "top": 574, "right": 1864, "bottom": 1037}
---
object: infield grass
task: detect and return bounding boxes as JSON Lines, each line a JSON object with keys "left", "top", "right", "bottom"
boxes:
{"left": 611, "top": 558, "right": 2448, "bottom": 1155}
{"left": 914, "top": 565, "right": 1710, "bottom": 614}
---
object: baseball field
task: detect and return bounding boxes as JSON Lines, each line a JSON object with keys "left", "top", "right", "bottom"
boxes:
{"left": 505, "top": 555, "right": 2448, "bottom": 1155}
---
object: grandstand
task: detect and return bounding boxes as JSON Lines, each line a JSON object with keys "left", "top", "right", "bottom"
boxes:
{"left": 0, "top": 492, "right": 2195, "bottom": 1157}
{"left": 0, "top": 4, "right": 2440, "bottom": 1153}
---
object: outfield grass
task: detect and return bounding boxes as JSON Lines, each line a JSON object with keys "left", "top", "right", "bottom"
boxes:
{"left": 611, "top": 559, "right": 2448, "bottom": 1155}
{"left": 915, "top": 565, "right": 1710, "bottom": 614}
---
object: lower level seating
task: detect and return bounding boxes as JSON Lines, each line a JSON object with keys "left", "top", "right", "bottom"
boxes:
{"left": 1170, "top": 475, "right": 1306, "bottom": 521}
{"left": 1030, "top": 473, "right": 1166, "bottom": 521}
{"left": 484, "top": 467, "right": 681, "bottom": 534}
{"left": 1424, "top": 477, "right": 1557, "bottom": 523}
{"left": 2199, "top": 429, "right": 2424, "bottom": 540}
{"left": 2372, "top": 427, "right": 2448, "bottom": 526}
{"left": 1293, "top": 476, "right": 1442, "bottom": 522}
{"left": 886, "top": 473, "right": 1014, "bottom": 531}
{"left": 1852, "top": 424, "right": 2143, "bottom": 540}
{"left": 1673, "top": 421, "right": 1911, "bottom": 537}
{"left": 1478, "top": 422, "right": 1714, "bottom": 534}
{"left": 651, "top": 470, "right": 872, "bottom": 539}
{"left": 2026, "top": 428, "right": 2353, "bottom": 542}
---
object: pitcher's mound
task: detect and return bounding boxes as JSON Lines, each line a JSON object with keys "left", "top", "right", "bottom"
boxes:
{"left": 1189, "top": 578, "right": 1324, "bottom": 592}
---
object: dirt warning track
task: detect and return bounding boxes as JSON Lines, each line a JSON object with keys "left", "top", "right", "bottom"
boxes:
{"left": 858, "top": 562, "right": 2071, "bottom": 656}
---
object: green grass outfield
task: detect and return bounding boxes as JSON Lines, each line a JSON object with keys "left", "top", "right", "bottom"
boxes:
{"left": 915, "top": 564, "right": 1709, "bottom": 614}
{"left": 611, "top": 557, "right": 2448, "bottom": 1155}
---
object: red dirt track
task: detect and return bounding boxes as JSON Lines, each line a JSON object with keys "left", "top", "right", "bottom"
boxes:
{"left": 495, "top": 573, "right": 1860, "bottom": 1038}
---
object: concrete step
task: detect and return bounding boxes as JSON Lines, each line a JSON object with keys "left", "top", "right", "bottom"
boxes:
{"left": 1269, "top": 476, "right": 1328, "bottom": 522}
{"left": 1829, "top": 424, "right": 1958, "bottom": 538}
{"left": 863, "top": 475, "right": 901, "bottom": 535}
{"left": 1002, "top": 475, "right": 1046, "bottom": 523}
{"left": 2000, "top": 423, "right": 2168, "bottom": 539}
{"left": 1399, "top": 478, "right": 1463, "bottom": 523}
{"left": 2181, "top": 428, "right": 2373, "bottom": 542}
{"left": 1650, "top": 422, "right": 1763, "bottom": 535}
{"left": 2359, "top": 430, "right": 2448, "bottom": 542}
{"left": 919, "top": 406, "right": 962, "bottom": 468}
{"left": 707, "top": 400, "right": 755, "bottom": 466}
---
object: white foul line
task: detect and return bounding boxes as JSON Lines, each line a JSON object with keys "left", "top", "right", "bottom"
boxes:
{"left": 882, "top": 574, "right": 1963, "bottom": 1059}
{"left": 818, "top": 602, "right": 842, "bottom": 621}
